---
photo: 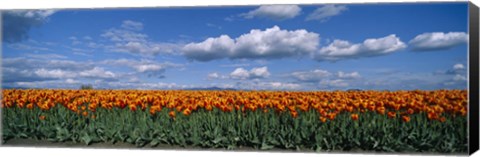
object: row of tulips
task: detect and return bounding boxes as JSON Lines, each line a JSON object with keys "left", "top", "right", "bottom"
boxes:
{"left": 1, "top": 89, "right": 468, "bottom": 153}
{"left": 1, "top": 89, "right": 467, "bottom": 122}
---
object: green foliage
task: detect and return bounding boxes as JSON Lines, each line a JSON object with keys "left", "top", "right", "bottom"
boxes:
{"left": 1, "top": 105, "right": 468, "bottom": 153}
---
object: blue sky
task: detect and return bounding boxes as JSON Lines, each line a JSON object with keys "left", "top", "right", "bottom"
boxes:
{"left": 1, "top": 2, "right": 469, "bottom": 90}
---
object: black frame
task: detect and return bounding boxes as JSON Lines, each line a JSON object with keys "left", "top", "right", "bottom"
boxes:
{"left": 468, "top": 1, "right": 479, "bottom": 155}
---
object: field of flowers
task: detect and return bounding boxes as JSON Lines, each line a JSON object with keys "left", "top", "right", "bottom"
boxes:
{"left": 1, "top": 89, "right": 468, "bottom": 153}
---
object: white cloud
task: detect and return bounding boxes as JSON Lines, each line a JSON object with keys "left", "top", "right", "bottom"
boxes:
{"left": 9, "top": 43, "right": 51, "bottom": 51}
{"left": 207, "top": 72, "right": 221, "bottom": 80}
{"left": 104, "top": 82, "right": 178, "bottom": 90}
{"left": 101, "top": 22, "right": 181, "bottom": 56}
{"left": 240, "top": 5, "right": 302, "bottom": 20}
{"left": 14, "top": 80, "right": 82, "bottom": 89}
{"left": 78, "top": 67, "right": 116, "bottom": 79}
{"left": 306, "top": 5, "right": 347, "bottom": 22}
{"left": 2, "top": 57, "right": 121, "bottom": 86}
{"left": 133, "top": 64, "right": 164, "bottom": 73}
{"left": 208, "top": 68, "right": 268, "bottom": 80}
{"left": 182, "top": 35, "right": 234, "bottom": 61}
{"left": 102, "top": 59, "right": 182, "bottom": 78}
{"left": 290, "top": 69, "right": 362, "bottom": 89}
{"left": 258, "top": 82, "right": 301, "bottom": 90}
{"left": 69, "top": 36, "right": 82, "bottom": 45}
{"left": 183, "top": 26, "right": 319, "bottom": 61}
{"left": 319, "top": 79, "right": 349, "bottom": 88}
{"left": 336, "top": 71, "right": 361, "bottom": 79}
{"left": 25, "top": 53, "right": 67, "bottom": 59}
{"left": 453, "top": 63, "right": 465, "bottom": 70}
{"left": 101, "top": 28, "right": 148, "bottom": 42}
{"left": 440, "top": 63, "right": 467, "bottom": 75}
{"left": 121, "top": 20, "right": 144, "bottom": 31}
{"left": 112, "top": 41, "right": 181, "bottom": 55}
{"left": 65, "top": 79, "right": 80, "bottom": 84}
{"left": 292, "top": 69, "right": 332, "bottom": 82}
{"left": 314, "top": 34, "right": 406, "bottom": 61}
{"left": 249, "top": 66, "right": 271, "bottom": 78}
{"left": 409, "top": 32, "right": 468, "bottom": 51}
{"left": 234, "top": 81, "right": 302, "bottom": 90}
{"left": 229, "top": 66, "right": 270, "bottom": 80}
{"left": 453, "top": 74, "right": 467, "bottom": 81}
{"left": 83, "top": 36, "right": 93, "bottom": 40}
{"left": 230, "top": 68, "right": 251, "bottom": 80}
{"left": 33, "top": 67, "right": 116, "bottom": 80}
{"left": 34, "top": 68, "right": 75, "bottom": 79}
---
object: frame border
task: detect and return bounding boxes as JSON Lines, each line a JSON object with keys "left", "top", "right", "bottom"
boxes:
{"left": 469, "top": 1, "right": 479, "bottom": 155}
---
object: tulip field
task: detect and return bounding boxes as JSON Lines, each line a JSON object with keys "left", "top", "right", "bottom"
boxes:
{"left": 1, "top": 89, "right": 468, "bottom": 153}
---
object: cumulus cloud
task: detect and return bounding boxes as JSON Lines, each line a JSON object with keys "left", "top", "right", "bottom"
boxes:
{"left": 409, "top": 32, "right": 468, "bottom": 51}
{"left": 121, "top": 20, "right": 144, "bottom": 31}
{"left": 207, "top": 72, "right": 221, "bottom": 80}
{"left": 229, "top": 66, "right": 270, "bottom": 80}
{"left": 234, "top": 81, "right": 301, "bottom": 90}
{"left": 33, "top": 67, "right": 116, "bottom": 80}
{"left": 257, "top": 82, "right": 301, "bottom": 90}
{"left": 306, "top": 5, "right": 347, "bottom": 22}
{"left": 447, "top": 63, "right": 467, "bottom": 75}
{"left": 336, "top": 71, "right": 361, "bottom": 79}
{"left": 101, "top": 28, "right": 148, "bottom": 42}
{"left": 3, "top": 57, "right": 95, "bottom": 72}
{"left": 102, "top": 82, "right": 179, "bottom": 90}
{"left": 102, "top": 59, "right": 182, "bottom": 78}
{"left": 314, "top": 34, "right": 406, "bottom": 61}
{"left": 434, "top": 63, "right": 467, "bottom": 75}
{"left": 183, "top": 26, "right": 319, "bottom": 61}
{"left": 182, "top": 35, "right": 234, "bottom": 61}
{"left": 291, "top": 69, "right": 332, "bottom": 82}
{"left": 230, "top": 68, "right": 250, "bottom": 79}
{"left": 34, "top": 68, "right": 76, "bottom": 79}
{"left": 2, "top": 10, "right": 55, "bottom": 43}
{"left": 240, "top": 5, "right": 302, "bottom": 20}
{"left": 101, "top": 20, "right": 181, "bottom": 56}
{"left": 453, "top": 63, "right": 465, "bottom": 70}
{"left": 2, "top": 57, "right": 118, "bottom": 84}
{"left": 290, "top": 69, "right": 361, "bottom": 89}
{"left": 453, "top": 74, "right": 467, "bottom": 81}
{"left": 319, "top": 79, "right": 349, "bottom": 88}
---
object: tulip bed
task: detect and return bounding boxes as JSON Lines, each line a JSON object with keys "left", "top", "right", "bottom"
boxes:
{"left": 1, "top": 89, "right": 468, "bottom": 153}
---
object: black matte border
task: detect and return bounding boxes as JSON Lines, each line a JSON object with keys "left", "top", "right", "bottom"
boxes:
{"left": 469, "top": 1, "right": 479, "bottom": 155}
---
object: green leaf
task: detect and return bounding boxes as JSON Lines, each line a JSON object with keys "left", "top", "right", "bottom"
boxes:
{"left": 81, "top": 134, "right": 92, "bottom": 145}
{"left": 261, "top": 142, "right": 274, "bottom": 150}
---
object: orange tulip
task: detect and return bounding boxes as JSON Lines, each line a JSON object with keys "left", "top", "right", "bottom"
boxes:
{"left": 182, "top": 108, "right": 192, "bottom": 116}
{"left": 439, "top": 117, "right": 447, "bottom": 123}
{"left": 427, "top": 112, "right": 438, "bottom": 120}
{"left": 290, "top": 110, "right": 298, "bottom": 118}
{"left": 387, "top": 111, "right": 396, "bottom": 118}
{"left": 377, "top": 107, "right": 386, "bottom": 115}
{"left": 320, "top": 117, "right": 327, "bottom": 123}
{"left": 402, "top": 115, "right": 411, "bottom": 122}
{"left": 407, "top": 108, "right": 414, "bottom": 115}
{"left": 327, "top": 113, "right": 336, "bottom": 120}
{"left": 39, "top": 115, "right": 46, "bottom": 120}
{"left": 351, "top": 113, "right": 359, "bottom": 121}
{"left": 26, "top": 103, "right": 34, "bottom": 109}
{"left": 129, "top": 104, "right": 137, "bottom": 111}
{"left": 169, "top": 111, "right": 176, "bottom": 119}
